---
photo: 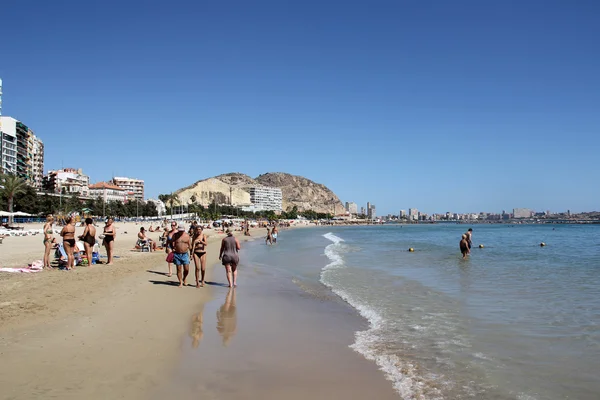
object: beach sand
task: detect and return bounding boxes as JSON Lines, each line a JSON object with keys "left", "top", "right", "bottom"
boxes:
{"left": 0, "top": 222, "right": 397, "bottom": 399}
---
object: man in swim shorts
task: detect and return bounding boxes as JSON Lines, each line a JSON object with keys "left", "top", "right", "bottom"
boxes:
{"left": 172, "top": 225, "right": 191, "bottom": 287}
{"left": 465, "top": 228, "right": 473, "bottom": 249}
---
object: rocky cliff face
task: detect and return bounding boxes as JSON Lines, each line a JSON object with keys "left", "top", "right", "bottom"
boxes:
{"left": 174, "top": 172, "right": 343, "bottom": 214}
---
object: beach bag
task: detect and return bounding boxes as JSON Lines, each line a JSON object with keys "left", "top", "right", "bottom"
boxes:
{"left": 166, "top": 252, "right": 174, "bottom": 263}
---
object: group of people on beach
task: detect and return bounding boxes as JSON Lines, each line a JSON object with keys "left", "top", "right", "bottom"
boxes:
{"left": 459, "top": 228, "right": 473, "bottom": 258}
{"left": 265, "top": 225, "right": 278, "bottom": 245}
{"left": 163, "top": 220, "right": 241, "bottom": 289}
{"left": 43, "top": 215, "right": 117, "bottom": 270}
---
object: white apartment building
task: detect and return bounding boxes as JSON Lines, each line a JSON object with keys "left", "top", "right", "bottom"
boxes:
{"left": 346, "top": 202, "right": 358, "bottom": 214}
{"left": 409, "top": 208, "right": 419, "bottom": 221}
{"left": 89, "top": 182, "right": 127, "bottom": 203}
{"left": 0, "top": 116, "right": 17, "bottom": 175}
{"left": 48, "top": 168, "right": 90, "bottom": 196}
{"left": 30, "top": 136, "right": 44, "bottom": 188}
{"left": 513, "top": 208, "right": 533, "bottom": 219}
{"left": 242, "top": 186, "right": 282, "bottom": 212}
{"left": 368, "top": 204, "right": 376, "bottom": 219}
{"left": 400, "top": 210, "right": 407, "bottom": 218}
{"left": 111, "top": 176, "right": 144, "bottom": 201}
{"left": 146, "top": 198, "right": 167, "bottom": 216}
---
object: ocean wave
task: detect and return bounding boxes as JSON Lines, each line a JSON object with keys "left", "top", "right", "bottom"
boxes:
{"left": 320, "top": 233, "right": 443, "bottom": 399}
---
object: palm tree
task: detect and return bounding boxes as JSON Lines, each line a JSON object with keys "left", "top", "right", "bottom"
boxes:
{"left": 0, "top": 174, "right": 27, "bottom": 224}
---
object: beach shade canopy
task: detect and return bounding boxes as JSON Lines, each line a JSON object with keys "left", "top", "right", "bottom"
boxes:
{"left": 81, "top": 208, "right": 93, "bottom": 213}
{"left": 0, "top": 211, "right": 11, "bottom": 216}
{"left": 12, "top": 211, "right": 32, "bottom": 216}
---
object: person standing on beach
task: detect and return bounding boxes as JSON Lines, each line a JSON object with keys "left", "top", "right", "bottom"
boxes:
{"left": 191, "top": 225, "right": 207, "bottom": 288}
{"left": 172, "top": 224, "right": 191, "bottom": 288}
{"left": 164, "top": 221, "right": 177, "bottom": 277}
{"left": 272, "top": 225, "right": 279, "bottom": 244}
{"left": 465, "top": 228, "right": 473, "bottom": 249}
{"left": 60, "top": 216, "right": 76, "bottom": 270}
{"left": 219, "top": 229, "right": 241, "bottom": 287}
{"left": 102, "top": 217, "right": 117, "bottom": 265}
{"left": 42, "top": 215, "right": 55, "bottom": 269}
{"left": 460, "top": 234, "right": 470, "bottom": 259}
{"left": 79, "top": 218, "right": 96, "bottom": 267}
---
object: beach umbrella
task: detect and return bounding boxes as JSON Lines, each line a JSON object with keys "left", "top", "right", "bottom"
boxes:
{"left": 12, "top": 211, "right": 32, "bottom": 216}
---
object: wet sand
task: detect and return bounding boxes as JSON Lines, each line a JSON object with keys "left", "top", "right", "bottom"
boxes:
{"left": 0, "top": 222, "right": 255, "bottom": 400}
{"left": 0, "top": 224, "right": 397, "bottom": 399}
{"left": 150, "top": 240, "right": 399, "bottom": 400}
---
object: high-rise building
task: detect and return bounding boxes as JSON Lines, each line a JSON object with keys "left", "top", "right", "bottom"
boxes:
{"left": 400, "top": 210, "right": 406, "bottom": 218}
{"left": 111, "top": 176, "right": 145, "bottom": 201}
{"left": 0, "top": 78, "right": 3, "bottom": 116}
{"left": 409, "top": 208, "right": 419, "bottom": 221}
{"left": 368, "top": 204, "right": 376, "bottom": 219}
{"left": 241, "top": 186, "right": 283, "bottom": 212}
{"left": 513, "top": 208, "right": 532, "bottom": 219}
{"left": 345, "top": 202, "right": 358, "bottom": 214}
{"left": 0, "top": 116, "right": 17, "bottom": 175}
{"left": 360, "top": 206, "right": 366, "bottom": 216}
{"left": 0, "top": 116, "right": 44, "bottom": 187}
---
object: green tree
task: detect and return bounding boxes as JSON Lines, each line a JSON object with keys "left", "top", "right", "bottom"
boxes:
{"left": 0, "top": 174, "right": 27, "bottom": 223}
{"left": 13, "top": 185, "right": 40, "bottom": 215}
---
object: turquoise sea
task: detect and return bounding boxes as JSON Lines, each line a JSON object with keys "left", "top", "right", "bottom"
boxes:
{"left": 245, "top": 224, "right": 600, "bottom": 400}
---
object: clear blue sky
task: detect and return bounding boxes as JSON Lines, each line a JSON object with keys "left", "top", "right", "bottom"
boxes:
{"left": 1, "top": 0, "right": 599, "bottom": 214}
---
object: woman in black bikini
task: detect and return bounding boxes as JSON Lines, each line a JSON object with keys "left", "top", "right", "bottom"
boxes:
{"left": 102, "top": 217, "right": 116, "bottom": 265}
{"left": 191, "top": 225, "right": 207, "bottom": 287}
{"left": 60, "top": 216, "right": 76, "bottom": 270}
{"left": 79, "top": 218, "right": 96, "bottom": 267}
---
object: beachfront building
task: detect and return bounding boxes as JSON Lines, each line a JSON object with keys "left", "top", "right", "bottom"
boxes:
{"left": 0, "top": 116, "right": 17, "bottom": 175}
{"left": 89, "top": 181, "right": 127, "bottom": 203}
{"left": 111, "top": 176, "right": 144, "bottom": 201}
{"left": 146, "top": 198, "right": 167, "bottom": 216}
{"left": 0, "top": 78, "right": 3, "bottom": 116}
{"left": 46, "top": 168, "right": 90, "bottom": 196}
{"left": 0, "top": 116, "right": 44, "bottom": 187}
{"left": 241, "top": 186, "right": 283, "bottom": 212}
{"left": 513, "top": 208, "right": 533, "bottom": 219}
{"left": 399, "top": 210, "right": 407, "bottom": 219}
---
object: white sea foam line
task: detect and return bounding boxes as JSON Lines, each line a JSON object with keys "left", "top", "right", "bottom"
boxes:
{"left": 321, "top": 233, "right": 442, "bottom": 400}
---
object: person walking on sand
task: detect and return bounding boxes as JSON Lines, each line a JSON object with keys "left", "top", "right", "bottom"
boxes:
{"left": 60, "top": 216, "right": 76, "bottom": 270}
{"left": 42, "top": 215, "right": 55, "bottom": 269}
{"left": 219, "top": 229, "right": 241, "bottom": 287}
{"left": 102, "top": 217, "right": 117, "bottom": 265}
{"left": 460, "top": 234, "right": 470, "bottom": 259}
{"left": 191, "top": 225, "right": 208, "bottom": 288}
{"left": 79, "top": 218, "right": 96, "bottom": 267}
{"left": 172, "top": 224, "right": 191, "bottom": 288}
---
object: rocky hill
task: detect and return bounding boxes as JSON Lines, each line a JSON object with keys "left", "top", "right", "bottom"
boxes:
{"left": 175, "top": 172, "right": 343, "bottom": 214}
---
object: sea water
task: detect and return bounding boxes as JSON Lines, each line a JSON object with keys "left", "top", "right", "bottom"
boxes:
{"left": 246, "top": 224, "right": 600, "bottom": 400}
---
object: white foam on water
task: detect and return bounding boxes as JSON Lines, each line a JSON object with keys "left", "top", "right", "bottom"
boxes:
{"left": 321, "top": 233, "right": 443, "bottom": 400}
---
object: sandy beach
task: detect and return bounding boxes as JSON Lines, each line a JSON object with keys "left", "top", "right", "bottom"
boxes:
{"left": 0, "top": 222, "right": 397, "bottom": 400}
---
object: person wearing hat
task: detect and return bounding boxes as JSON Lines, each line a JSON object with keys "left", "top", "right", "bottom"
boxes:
{"left": 219, "top": 228, "right": 241, "bottom": 287}
{"left": 172, "top": 224, "right": 192, "bottom": 287}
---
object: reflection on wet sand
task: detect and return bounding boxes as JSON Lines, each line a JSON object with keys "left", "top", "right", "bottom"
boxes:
{"left": 216, "top": 288, "right": 237, "bottom": 346}
{"left": 190, "top": 304, "right": 204, "bottom": 349}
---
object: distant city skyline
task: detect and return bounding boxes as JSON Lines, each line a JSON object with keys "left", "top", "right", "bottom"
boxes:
{"left": 1, "top": 2, "right": 599, "bottom": 214}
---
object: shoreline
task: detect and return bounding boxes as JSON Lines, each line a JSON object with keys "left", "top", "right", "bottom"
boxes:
{"left": 0, "top": 222, "right": 262, "bottom": 399}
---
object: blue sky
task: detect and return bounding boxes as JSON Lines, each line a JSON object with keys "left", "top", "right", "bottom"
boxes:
{"left": 1, "top": 0, "right": 599, "bottom": 214}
